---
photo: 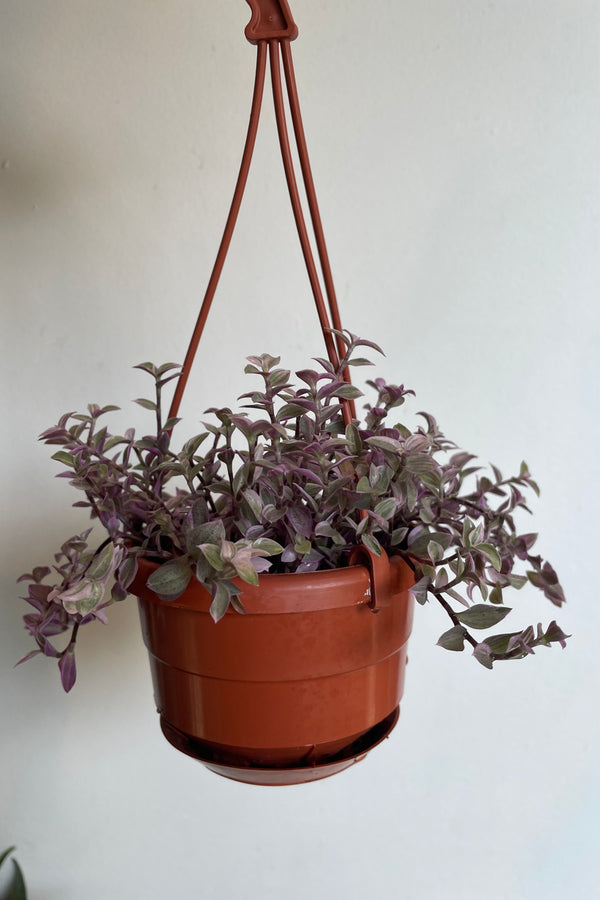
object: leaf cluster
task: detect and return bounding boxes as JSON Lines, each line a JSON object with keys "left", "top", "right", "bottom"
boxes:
{"left": 18, "top": 333, "right": 568, "bottom": 690}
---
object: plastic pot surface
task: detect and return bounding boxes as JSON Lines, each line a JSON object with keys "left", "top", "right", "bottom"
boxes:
{"left": 132, "top": 555, "right": 414, "bottom": 784}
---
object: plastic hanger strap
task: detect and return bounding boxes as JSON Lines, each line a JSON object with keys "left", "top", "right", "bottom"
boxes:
{"left": 168, "top": 4, "right": 355, "bottom": 424}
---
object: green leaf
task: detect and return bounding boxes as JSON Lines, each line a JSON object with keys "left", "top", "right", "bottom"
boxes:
{"left": 482, "top": 632, "right": 521, "bottom": 654}
{"left": 294, "top": 536, "right": 312, "bottom": 555}
{"left": 76, "top": 581, "right": 104, "bottom": 616}
{"left": 269, "top": 368, "right": 291, "bottom": 388}
{"left": 366, "top": 436, "right": 403, "bottom": 453}
{"left": 261, "top": 354, "right": 281, "bottom": 371}
{"left": 427, "top": 540, "right": 444, "bottom": 563}
{"left": 252, "top": 538, "right": 284, "bottom": 556}
{"left": 103, "top": 435, "right": 125, "bottom": 451}
{"left": 147, "top": 558, "right": 191, "bottom": 599}
{"left": 346, "top": 357, "right": 374, "bottom": 367}
{"left": 198, "top": 544, "right": 225, "bottom": 571}
{"left": 473, "top": 643, "right": 494, "bottom": 669}
{"left": 449, "top": 555, "right": 466, "bottom": 578}
{"left": 353, "top": 335, "right": 384, "bottom": 354}
{"left": 134, "top": 362, "right": 157, "bottom": 376}
{"left": 277, "top": 402, "right": 310, "bottom": 420}
{"left": 475, "top": 543, "right": 502, "bottom": 572}
{"left": 419, "top": 498, "right": 435, "bottom": 524}
{"left": 490, "top": 464, "right": 503, "bottom": 483}
{"left": 185, "top": 524, "right": 208, "bottom": 556}
{"left": 345, "top": 423, "right": 363, "bottom": 454}
{"left": 446, "top": 588, "right": 469, "bottom": 607}
{"left": 489, "top": 585, "right": 503, "bottom": 605}
{"left": 192, "top": 521, "right": 226, "bottom": 545}
{"left": 263, "top": 505, "right": 285, "bottom": 523}
{"left": 220, "top": 540, "right": 236, "bottom": 562}
{"left": 156, "top": 362, "right": 181, "bottom": 377}
{"left": 87, "top": 544, "right": 115, "bottom": 581}
{"left": 390, "top": 527, "right": 408, "bottom": 546}
{"left": 437, "top": 625, "right": 468, "bottom": 651}
{"left": 361, "top": 533, "right": 383, "bottom": 556}
{"left": 409, "top": 575, "right": 430, "bottom": 605}
{"left": 406, "top": 480, "right": 418, "bottom": 511}
{"left": 51, "top": 451, "right": 75, "bottom": 468}
{"left": 404, "top": 455, "right": 437, "bottom": 475}
{"left": 434, "top": 568, "right": 448, "bottom": 589}
{"left": 456, "top": 604, "right": 512, "bottom": 630}
{"left": 462, "top": 517, "right": 475, "bottom": 548}
{"left": 407, "top": 529, "right": 451, "bottom": 556}
{"left": 134, "top": 398, "right": 157, "bottom": 411}
{"left": 242, "top": 489, "right": 263, "bottom": 521}
{"left": 508, "top": 574, "right": 528, "bottom": 590}
{"left": 232, "top": 554, "right": 259, "bottom": 586}
{"left": 60, "top": 581, "right": 104, "bottom": 615}
{"left": 374, "top": 498, "right": 397, "bottom": 520}
{"left": 182, "top": 433, "right": 209, "bottom": 456}
{"left": 356, "top": 516, "right": 369, "bottom": 537}
{"left": 210, "top": 582, "right": 232, "bottom": 622}
{"left": 332, "top": 384, "right": 363, "bottom": 400}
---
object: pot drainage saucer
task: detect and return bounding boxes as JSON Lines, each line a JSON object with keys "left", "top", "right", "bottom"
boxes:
{"left": 159, "top": 707, "right": 400, "bottom": 785}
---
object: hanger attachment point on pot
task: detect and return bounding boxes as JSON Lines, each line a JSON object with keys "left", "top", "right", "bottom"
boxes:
{"left": 348, "top": 546, "right": 393, "bottom": 614}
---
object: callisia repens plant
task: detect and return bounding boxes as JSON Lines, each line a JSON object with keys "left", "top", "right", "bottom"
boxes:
{"left": 17, "top": 331, "right": 568, "bottom": 691}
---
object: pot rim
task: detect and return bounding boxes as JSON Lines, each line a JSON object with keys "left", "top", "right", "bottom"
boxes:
{"left": 133, "top": 554, "right": 414, "bottom": 615}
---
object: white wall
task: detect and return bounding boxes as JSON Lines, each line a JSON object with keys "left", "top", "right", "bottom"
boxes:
{"left": 1, "top": 2, "right": 598, "bottom": 898}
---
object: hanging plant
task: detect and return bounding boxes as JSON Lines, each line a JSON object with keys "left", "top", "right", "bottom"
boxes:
{"left": 18, "top": 330, "right": 567, "bottom": 693}
{"left": 15, "top": 2, "right": 569, "bottom": 781}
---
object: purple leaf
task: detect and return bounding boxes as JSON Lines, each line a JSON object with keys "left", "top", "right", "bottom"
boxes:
{"left": 539, "top": 620, "right": 571, "bottom": 648}
{"left": 473, "top": 643, "right": 494, "bottom": 669}
{"left": 287, "top": 506, "right": 313, "bottom": 538}
{"left": 15, "top": 649, "right": 42, "bottom": 666}
{"left": 42, "top": 639, "right": 59, "bottom": 658}
{"left": 281, "top": 545, "right": 297, "bottom": 564}
{"left": 59, "top": 647, "right": 77, "bottom": 692}
{"left": 210, "top": 582, "right": 232, "bottom": 623}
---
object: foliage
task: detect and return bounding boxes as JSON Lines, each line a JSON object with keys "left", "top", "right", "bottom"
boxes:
{"left": 18, "top": 331, "right": 568, "bottom": 690}
{"left": 0, "top": 848, "right": 27, "bottom": 900}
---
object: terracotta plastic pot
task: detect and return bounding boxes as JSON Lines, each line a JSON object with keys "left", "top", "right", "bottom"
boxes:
{"left": 132, "top": 554, "right": 414, "bottom": 784}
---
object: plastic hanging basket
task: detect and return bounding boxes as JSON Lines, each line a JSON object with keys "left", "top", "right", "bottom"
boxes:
{"left": 131, "top": 0, "right": 414, "bottom": 786}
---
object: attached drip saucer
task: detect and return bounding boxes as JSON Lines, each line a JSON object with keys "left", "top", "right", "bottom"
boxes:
{"left": 160, "top": 707, "right": 400, "bottom": 786}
